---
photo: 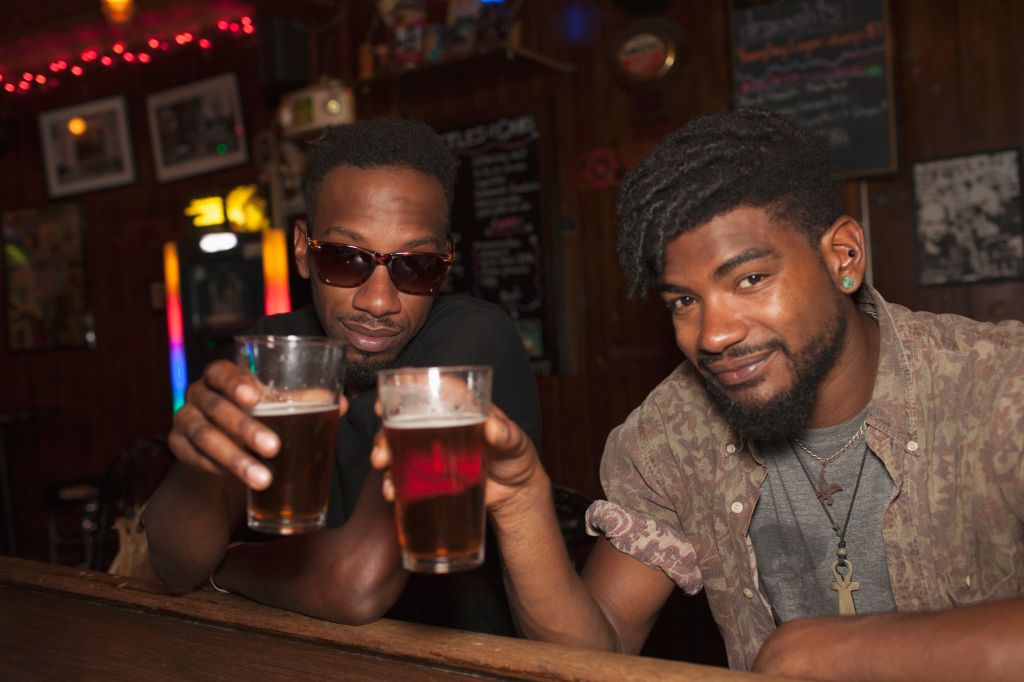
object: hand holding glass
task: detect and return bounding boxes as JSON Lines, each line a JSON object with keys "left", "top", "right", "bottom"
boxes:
{"left": 378, "top": 366, "right": 492, "bottom": 574}
{"left": 236, "top": 335, "right": 346, "bottom": 534}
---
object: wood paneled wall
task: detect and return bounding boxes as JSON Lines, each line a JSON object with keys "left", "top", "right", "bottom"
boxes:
{"left": 1, "top": 0, "right": 1022, "bottom": 563}
{"left": 0, "top": 40, "right": 273, "bottom": 559}
{"left": 870, "top": 0, "right": 1024, "bottom": 322}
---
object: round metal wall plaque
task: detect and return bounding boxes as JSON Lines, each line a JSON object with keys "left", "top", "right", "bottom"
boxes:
{"left": 612, "top": 18, "right": 683, "bottom": 85}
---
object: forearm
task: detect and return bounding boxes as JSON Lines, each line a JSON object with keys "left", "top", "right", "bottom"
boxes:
{"left": 492, "top": 471, "right": 620, "bottom": 651}
{"left": 213, "top": 471, "right": 408, "bottom": 624}
{"left": 213, "top": 533, "right": 406, "bottom": 624}
{"left": 755, "top": 598, "right": 1024, "bottom": 681}
{"left": 144, "top": 463, "right": 242, "bottom": 592}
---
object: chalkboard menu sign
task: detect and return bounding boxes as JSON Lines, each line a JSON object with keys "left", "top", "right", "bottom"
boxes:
{"left": 731, "top": 0, "right": 896, "bottom": 177}
{"left": 440, "top": 115, "right": 551, "bottom": 370}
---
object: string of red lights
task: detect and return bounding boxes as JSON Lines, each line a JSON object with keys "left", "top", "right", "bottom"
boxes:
{"left": 1, "top": 15, "right": 257, "bottom": 96}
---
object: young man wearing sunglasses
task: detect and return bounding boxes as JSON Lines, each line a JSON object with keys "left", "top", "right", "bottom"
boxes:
{"left": 146, "top": 118, "right": 542, "bottom": 635}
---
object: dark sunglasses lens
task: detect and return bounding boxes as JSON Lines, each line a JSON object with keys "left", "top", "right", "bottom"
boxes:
{"left": 316, "top": 244, "right": 373, "bottom": 286}
{"left": 389, "top": 253, "right": 450, "bottom": 294}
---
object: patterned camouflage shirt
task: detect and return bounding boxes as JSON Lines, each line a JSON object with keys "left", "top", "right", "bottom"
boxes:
{"left": 585, "top": 285, "right": 1024, "bottom": 670}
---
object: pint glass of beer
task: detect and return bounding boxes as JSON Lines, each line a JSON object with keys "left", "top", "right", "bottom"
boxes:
{"left": 377, "top": 366, "right": 492, "bottom": 574}
{"left": 236, "top": 335, "right": 346, "bottom": 534}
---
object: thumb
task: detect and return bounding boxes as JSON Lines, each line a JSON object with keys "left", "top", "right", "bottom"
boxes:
{"left": 485, "top": 415, "right": 513, "bottom": 450}
{"left": 484, "top": 405, "right": 529, "bottom": 457}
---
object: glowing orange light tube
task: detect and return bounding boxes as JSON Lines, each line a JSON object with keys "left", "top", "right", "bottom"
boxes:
{"left": 262, "top": 228, "right": 291, "bottom": 315}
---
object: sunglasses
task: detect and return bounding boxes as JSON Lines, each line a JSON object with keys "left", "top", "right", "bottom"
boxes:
{"left": 306, "top": 237, "right": 453, "bottom": 295}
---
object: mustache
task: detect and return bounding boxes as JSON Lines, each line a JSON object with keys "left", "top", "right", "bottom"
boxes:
{"left": 697, "top": 340, "right": 787, "bottom": 369}
{"left": 343, "top": 313, "right": 403, "bottom": 331}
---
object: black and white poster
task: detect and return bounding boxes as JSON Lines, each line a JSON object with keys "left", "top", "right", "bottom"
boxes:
{"left": 912, "top": 149, "right": 1023, "bottom": 286}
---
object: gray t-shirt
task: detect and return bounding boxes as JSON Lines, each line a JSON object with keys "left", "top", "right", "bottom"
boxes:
{"left": 750, "top": 409, "right": 897, "bottom": 623}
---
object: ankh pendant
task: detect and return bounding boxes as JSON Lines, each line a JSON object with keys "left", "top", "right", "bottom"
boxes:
{"left": 831, "top": 559, "right": 861, "bottom": 615}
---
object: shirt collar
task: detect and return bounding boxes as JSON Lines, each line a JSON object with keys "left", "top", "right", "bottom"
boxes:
{"left": 856, "top": 284, "right": 922, "bottom": 457}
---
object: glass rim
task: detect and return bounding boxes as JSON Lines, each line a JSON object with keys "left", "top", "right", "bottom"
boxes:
{"left": 235, "top": 334, "right": 346, "bottom": 350}
{"left": 377, "top": 365, "right": 492, "bottom": 379}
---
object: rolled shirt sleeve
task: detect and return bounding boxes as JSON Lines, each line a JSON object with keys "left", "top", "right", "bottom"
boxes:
{"left": 585, "top": 403, "right": 703, "bottom": 595}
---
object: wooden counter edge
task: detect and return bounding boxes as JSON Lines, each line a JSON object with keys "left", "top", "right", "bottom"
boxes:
{"left": 0, "top": 556, "right": 783, "bottom": 681}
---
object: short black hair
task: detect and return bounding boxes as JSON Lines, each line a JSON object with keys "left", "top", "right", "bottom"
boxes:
{"left": 304, "top": 117, "right": 459, "bottom": 231}
{"left": 616, "top": 108, "right": 842, "bottom": 297}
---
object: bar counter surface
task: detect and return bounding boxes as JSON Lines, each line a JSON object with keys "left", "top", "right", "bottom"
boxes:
{"left": 0, "top": 556, "right": 789, "bottom": 680}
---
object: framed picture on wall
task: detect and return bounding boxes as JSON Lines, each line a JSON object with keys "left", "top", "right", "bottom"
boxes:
{"left": 146, "top": 72, "right": 248, "bottom": 183}
{"left": 912, "top": 148, "right": 1024, "bottom": 286}
{"left": 1, "top": 203, "right": 96, "bottom": 352}
{"left": 38, "top": 96, "right": 136, "bottom": 198}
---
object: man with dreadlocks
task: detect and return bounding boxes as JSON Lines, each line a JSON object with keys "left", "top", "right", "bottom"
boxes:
{"left": 146, "top": 117, "right": 541, "bottom": 635}
{"left": 374, "top": 109, "right": 1024, "bottom": 678}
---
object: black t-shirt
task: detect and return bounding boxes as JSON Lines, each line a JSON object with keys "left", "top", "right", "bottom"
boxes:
{"left": 251, "top": 294, "right": 542, "bottom": 636}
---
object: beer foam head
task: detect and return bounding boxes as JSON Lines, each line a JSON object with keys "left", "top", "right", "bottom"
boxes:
{"left": 383, "top": 413, "right": 486, "bottom": 429}
{"left": 252, "top": 402, "right": 337, "bottom": 417}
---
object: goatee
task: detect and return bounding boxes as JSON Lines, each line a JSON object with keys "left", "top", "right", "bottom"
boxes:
{"left": 344, "top": 352, "right": 396, "bottom": 393}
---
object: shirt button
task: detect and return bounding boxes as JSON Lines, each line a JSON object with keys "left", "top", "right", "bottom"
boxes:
{"left": 743, "top": 588, "right": 754, "bottom": 599}
{"left": 731, "top": 501, "right": 744, "bottom": 514}
{"left": 726, "top": 443, "right": 737, "bottom": 454}
{"left": 906, "top": 440, "right": 919, "bottom": 452}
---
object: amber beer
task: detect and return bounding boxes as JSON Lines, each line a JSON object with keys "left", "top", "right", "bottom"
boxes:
{"left": 385, "top": 415, "right": 487, "bottom": 573}
{"left": 247, "top": 401, "right": 339, "bottom": 534}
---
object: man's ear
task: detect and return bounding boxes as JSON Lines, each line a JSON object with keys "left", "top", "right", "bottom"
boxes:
{"left": 819, "top": 215, "right": 868, "bottom": 292}
{"left": 293, "top": 219, "right": 311, "bottom": 280}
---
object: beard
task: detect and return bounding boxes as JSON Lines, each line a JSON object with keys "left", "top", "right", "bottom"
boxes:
{"left": 700, "top": 296, "right": 848, "bottom": 444}
{"left": 344, "top": 349, "right": 396, "bottom": 393}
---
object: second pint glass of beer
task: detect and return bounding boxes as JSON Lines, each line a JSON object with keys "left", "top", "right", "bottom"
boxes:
{"left": 378, "top": 366, "right": 492, "bottom": 574}
{"left": 236, "top": 335, "right": 346, "bottom": 535}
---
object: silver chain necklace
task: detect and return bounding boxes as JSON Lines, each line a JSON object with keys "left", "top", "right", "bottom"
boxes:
{"left": 790, "top": 421, "right": 868, "bottom": 506}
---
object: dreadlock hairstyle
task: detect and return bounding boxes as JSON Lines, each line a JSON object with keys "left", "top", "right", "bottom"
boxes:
{"left": 616, "top": 108, "right": 842, "bottom": 297}
{"left": 303, "top": 117, "right": 459, "bottom": 232}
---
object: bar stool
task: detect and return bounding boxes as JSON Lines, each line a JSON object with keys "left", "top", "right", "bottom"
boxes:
{"left": 47, "top": 482, "right": 101, "bottom": 567}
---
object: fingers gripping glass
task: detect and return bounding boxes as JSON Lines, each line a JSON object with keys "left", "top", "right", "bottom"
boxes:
{"left": 306, "top": 238, "right": 453, "bottom": 295}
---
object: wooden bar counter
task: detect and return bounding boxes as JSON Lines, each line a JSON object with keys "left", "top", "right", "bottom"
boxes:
{"left": 0, "top": 556, "right": 782, "bottom": 680}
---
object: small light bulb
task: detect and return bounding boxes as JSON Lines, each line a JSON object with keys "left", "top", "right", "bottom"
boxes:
{"left": 67, "top": 117, "right": 87, "bottom": 136}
